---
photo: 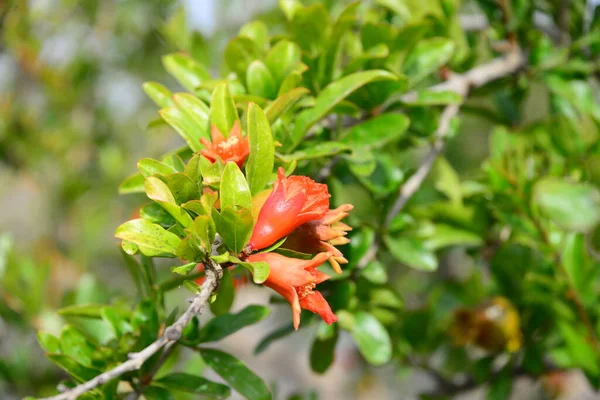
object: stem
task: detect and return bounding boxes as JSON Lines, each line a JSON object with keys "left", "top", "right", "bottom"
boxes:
{"left": 39, "top": 246, "right": 223, "bottom": 400}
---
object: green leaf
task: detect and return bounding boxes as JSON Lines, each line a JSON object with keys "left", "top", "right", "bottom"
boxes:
{"left": 158, "top": 173, "right": 199, "bottom": 204}
{"left": 143, "top": 386, "right": 175, "bottom": 400}
{"left": 210, "top": 268, "right": 235, "bottom": 316}
{"left": 47, "top": 354, "right": 102, "bottom": 383}
{"left": 58, "top": 304, "right": 104, "bottom": 319}
{"left": 563, "top": 233, "right": 590, "bottom": 300}
{"left": 486, "top": 365, "right": 513, "bottom": 400}
{"left": 37, "top": 332, "right": 61, "bottom": 353}
{"left": 349, "top": 311, "right": 392, "bottom": 366}
{"left": 163, "top": 53, "right": 211, "bottom": 93}
{"left": 210, "top": 83, "right": 240, "bottom": 136}
{"left": 403, "top": 37, "right": 455, "bottom": 86}
{"left": 237, "top": 261, "right": 270, "bottom": 284}
{"left": 220, "top": 162, "right": 252, "bottom": 210}
{"left": 246, "top": 103, "right": 275, "bottom": 195}
{"left": 184, "top": 280, "right": 203, "bottom": 294}
{"left": 145, "top": 177, "right": 193, "bottom": 228}
{"left": 290, "top": 3, "right": 329, "bottom": 56}
{"left": 310, "top": 327, "right": 338, "bottom": 374}
{"left": 213, "top": 207, "right": 254, "bottom": 255}
{"left": 239, "top": 20, "right": 269, "bottom": 50}
{"left": 432, "top": 157, "right": 462, "bottom": 207}
{"left": 115, "top": 219, "right": 181, "bottom": 257}
{"left": 154, "top": 373, "right": 230, "bottom": 398}
{"left": 101, "top": 307, "right": 132, "bottom": 337}
{"left": 137, "top": 158, "right": 177, "bottom": 178}
{"left": 225, "top": 36, "right": 261, "bottom": 85}
{"left": 199, "top": 348, "right": 272, "bottom": 400}
{"left": 533, "top": 178, "right": 600, "bottom": 232}
{"left": 265, "top": 40, "right": 303, "bottom": 87}
{"left": 247, "top": 61, "right": 277, "bottom": 99}
{"left": 341, "top": 113, "right": 410, "bottom": 149}
{"left": 119, "top": 173, "right": 145, "bottom": 194}
{"left": 121, "top": 250, "right": 148, "bottom": 296}
{"left": 292, "top": 70, "right": 397, "bottom": 147}
{"left": 173, "top": 93, "right": 211, "bottom": 142}
{"left": 277, "top": 142, "right": 350, "bottom": 162}
{"left": 278, "top": 71, "right": 304, "bottom": 96}
{"left": 424, "top": 224, "right": 483, "bottom": 251}
{"left": 132, "top": 299, "right": 160, "bottom": 347}
{"left": 402, "top": 90, "right": 463, "bottom": 105}
{"left": 60, "top": 326, "right": 97, "bottom": 367}
{"left": 360, "top": 260, "right": 388, "bottom": 284}
{"left": 558, "top": 322, "right": 600, "bottom": 374}
{"left": 264, "top": 87, "right": 309, "bottom": 124}
{"left": 383, "top": 235, "right": 438, "bottom": 271}
{"left": 143, "top": 82, "right": 175, "bottom": 108}
{"left": 254, "top": 324, "right": 296, "bottom": 354}
{"left": 159, "top": 107, "right": 204, "bottom": 152}
{"left": 199, "top": 305, "right": 271, "bottom": 342}
{"left": 170, "top": 262, "right": 198, "bottom": 276}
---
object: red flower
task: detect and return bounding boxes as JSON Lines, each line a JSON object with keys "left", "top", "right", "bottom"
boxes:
{"left": 282, "top": 204, "right": 353, "bottom": 274}
{"left": 247, "top": 252, "right": 337, "bottom": 329}
{"left": 200, "top": 121, "right": 249, "bottom": 168}
{"left": 248, "top": 168, "right": 330, "bottom": 251}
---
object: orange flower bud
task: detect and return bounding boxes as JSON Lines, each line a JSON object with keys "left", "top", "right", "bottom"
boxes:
{"left": 248, "top": 168, "right": 330, "bottom": 251}
{"left": 247, "top": 252, "right": 336, "bottom": 329}
{"left": 200, "top": 121, "right": 249, "bottom": 168}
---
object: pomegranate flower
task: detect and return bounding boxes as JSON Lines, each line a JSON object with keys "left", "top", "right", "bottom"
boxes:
{"left": 247, "top": 252, "right": 337, "bottom": 329}
{"left": 282, "top": 204, "right": 353, "bottom": 274}
{"left": 248, "top": 168, "right": 330, "bottom": 251}
{"left": 200, "top": 121, "right": 249, "bottom": 168}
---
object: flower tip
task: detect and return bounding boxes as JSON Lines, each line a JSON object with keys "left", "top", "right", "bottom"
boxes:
{"left": 329, "top": 257, "right": 342, "bottom": 274}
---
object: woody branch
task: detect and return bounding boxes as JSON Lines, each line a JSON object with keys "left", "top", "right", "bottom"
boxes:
{"left": 357, "top": 48, "right": 524, "bottom": 268}
{"left": 40, "top": 241, "right": 224, "bottom": 400}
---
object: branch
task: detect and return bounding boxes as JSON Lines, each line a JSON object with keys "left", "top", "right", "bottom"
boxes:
{"left": 354, "top": 49, "right": 524, "bottom": 269}
{"left": 40, "top": 250, "right": 224, "bottom": 400}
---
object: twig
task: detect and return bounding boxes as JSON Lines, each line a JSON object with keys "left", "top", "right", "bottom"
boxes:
{"left": 353, "top": 49, "right": 524, "bottom": 269}
{"left": 40, "top": 253, "right": 223, "bottom": 400}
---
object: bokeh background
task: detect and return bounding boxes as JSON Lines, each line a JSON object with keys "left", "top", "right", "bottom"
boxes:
{"left": 1, "top": 1, "right": 599, "bottom": 399}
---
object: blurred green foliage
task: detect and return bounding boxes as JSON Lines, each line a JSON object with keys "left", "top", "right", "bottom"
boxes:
{"left": 2, "top": 0, "right": 600, "bottom": 399}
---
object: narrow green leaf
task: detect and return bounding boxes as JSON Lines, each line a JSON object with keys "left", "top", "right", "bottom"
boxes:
{"left": 213, "top": 207, "right": 254, "bottom": 255}
{"left": 533, "top": 178, "right": 600, "bottom": 232}
{"left": 310, "top": 327, "right": 338, "bottom": 374}
{"left": 159, "top": 107, "right": 204, "bottom": 152}
{"left": 225, "top": 37, "right": 261, "bottom": 85}
{"left": 199, "top": 349, "right": 272, "bottom": 400}
{"left": 403, "top": 37, "right": 455, "bottom": 85}
{"left": 199, "top": 305, "right": 270, "bottom": 342}
{"left": 292, "top": 70, "right": 397, "bottom": 147}
{"left": 143, "top": 82, "right": 174, "bottom": 108}
{"left": 341, "top": 113, "right": 410, "bottom": 149}
{"left": 247, "top": 61, "right": 277, "bottom": 99}
{"left": 239, "top": 20, "right": 269, "bottom": 51}
{"left": 119, "top": 173, "right": 145, "bottom": 194}
{"left": 47, "top": 354, "right": 102, "bottom": 383}
{"left": 210, "top": 268, "right": 235, "bottom": 316}
{"left": 58, "top": 304, "right": 105, "bottom": 319}
{"left": 220, "top": 162, "right": 252, "bottom": 210}
{"left": 264, "top": 87, "right": 309, "bottom": 124}
{"left": 170, "top": 262, "right": 198, "bottom": 276}
{"left": 37, "top": 332, "right": 61, "bottom": 353}
{"left": 163, "top": 53, "right": 211, "bottom": 93}
{"left": 383, "top": 235, "right": 438, "bottom": 271}
{"left": 101, "top": 307, "right": 132, "bottom": 337}
{"left": 254, "top": 323, "right": 295, "bottom": 354}
{"left": 210, "top": 83, "right": 240, "bottom": 136}
{"left": 277, "top": 142, "right": 350, "bottom": 162}
{"left": 246, "top": 103, "right": 275, "bottom": 195}
{"left": 60, "top": 326, "right": 97, "bottom": 367}
{"left": 115, "top": 219, "right": 181, "bottom": 257}
{"left": 145, "top": 177, "right": 193, "bottom": 228}
{"left": 350, "top": 311, "right": 392, "bottom": 366}
{"left": 173, "top": 93, "right": 211, "bottom": 142}
{"left": 265, "top": 40, "right": 303, "bottom": 87}
{"left": 137, "top": 158, "right": 177, "bottom": 178}
{"left": 154, "top": 373, "right": 230, "bottom": 398}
